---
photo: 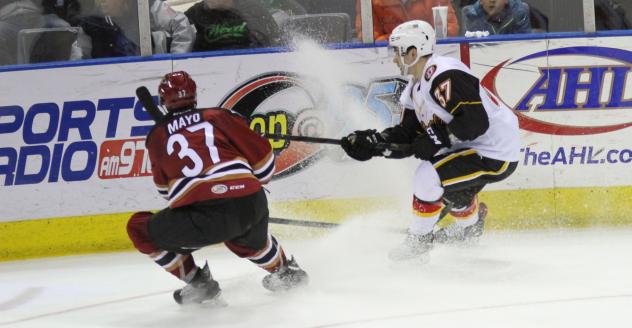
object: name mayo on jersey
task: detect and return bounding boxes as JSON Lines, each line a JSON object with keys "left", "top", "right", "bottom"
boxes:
{"left": 167, "top": 113, "right": 201, "bottom": 134}
{"left": 147, "top": 107, "right": 276, "bottom": 208}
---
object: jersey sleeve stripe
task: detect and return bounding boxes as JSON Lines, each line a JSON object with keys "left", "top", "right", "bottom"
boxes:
{"left": 253, "top": 152, "right": 275, "bottom": 174}
{"left": 449, "top": 101, "right": 483, "bottom": 114}
{"left": 254, "top": 160, "right": 275, "bottom": 181}
{"left": 156, "top": 185, "right": 169, "bottom": 199}
{"left": 253, "top": 152, "right": 275, "bottom": 182}
{"left": 255, "top": 167, "right": 275, "bottom": 183}
{"left": 155, "top": 183, "right": 168, "bottom": 190}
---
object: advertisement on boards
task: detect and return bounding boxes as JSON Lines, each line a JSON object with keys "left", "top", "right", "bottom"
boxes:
{"left": 0, "top": 46, "right": 428, "bottom": 221}
{"left": 468, "top": 38, "right": 632, "bottom": 189}
{"left": 2, "top": 37, "right": 632, "bottom": 223}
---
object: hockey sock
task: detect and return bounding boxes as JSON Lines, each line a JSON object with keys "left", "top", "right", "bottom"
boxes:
{"left": 127, "top": 211, "right": 198, "bottom": 282}
{"left": 150, "top": 251, "right": 198, "bottom": 282}
{"left": 449, "top": 196, "right": 479, "bottom": 228}
{"left": 409, "top": 196, "right": 444, "bottom": 235}
{"left": 226, "top": 234, "right": 287, "bottom": 273}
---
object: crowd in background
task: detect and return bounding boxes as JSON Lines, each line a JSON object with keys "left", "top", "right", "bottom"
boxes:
{"left": 0, "top": 0, "right": 631, "bottom": 66}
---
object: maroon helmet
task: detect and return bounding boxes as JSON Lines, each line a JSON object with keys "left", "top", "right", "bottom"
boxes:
{"left": 158, "top": 71, "right": 197, "bottom": 112}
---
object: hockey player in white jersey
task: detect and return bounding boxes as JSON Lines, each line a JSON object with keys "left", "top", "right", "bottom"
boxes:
{"left": 340, "top": 20, "right": 520, "bottom": 261}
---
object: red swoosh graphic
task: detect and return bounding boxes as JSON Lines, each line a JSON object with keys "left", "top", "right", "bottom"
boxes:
{"left": 481, "top": 61, "right": 632, "bottom": 135}
{"left": 274, "top": 142, "right": 321, "bottom": 174}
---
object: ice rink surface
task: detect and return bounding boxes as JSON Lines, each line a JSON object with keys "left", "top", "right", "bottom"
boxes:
{"left": 2, "top": 217, "right": 631, "bottom": 328}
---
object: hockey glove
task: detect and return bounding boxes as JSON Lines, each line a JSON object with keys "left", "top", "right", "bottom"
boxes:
{"left": 411, "top": 124, "right": 452, "bottom": 160}
{"left": 341, "top": 129, "right": 385, "bottom": 161}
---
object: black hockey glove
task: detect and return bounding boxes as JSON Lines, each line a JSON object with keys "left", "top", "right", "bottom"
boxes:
{"left": 341, "top": 129, "right": 385, "bottom": 161}
{"left": 411, "top": 123, "right": 452, "bottom": 160}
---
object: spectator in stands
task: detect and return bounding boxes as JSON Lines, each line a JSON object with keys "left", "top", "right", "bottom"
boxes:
{"left": 527, "top": 4, "right": 548, "bottom": 33}
{"left": 185, "top": 0, "right": 282, "bottom": 52}
{"left": 42, "top": 0, "right": 84, "bottom": 26}
{"left": 263, "top": 0, "right": 307, "bottom": 26}
{"left": 0, "top": 0, "right": 46, "bottom": 65}
{"left": 296, "top": 0, "right": 356, "bottom": 19}
{"left": 354, "top": 0, "right": 459, "bottom": 42}
{"left": 461, "top": 0, "right": 531, "bottom": 35}
{"left": 148, "top": 0, "right": 196, "bottom": 54}
{"left": 76, "top": 0, "right": 195, "bottom": 59}
{"left": 595, "top": 0, "right": 631, "bottom": 30}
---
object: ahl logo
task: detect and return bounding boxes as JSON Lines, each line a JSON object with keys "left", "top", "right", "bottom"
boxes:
{"left": 482, "top": 46, "right": 632, "bottom": 135}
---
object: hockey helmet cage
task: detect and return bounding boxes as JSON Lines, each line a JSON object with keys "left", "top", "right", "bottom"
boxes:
{"left": 158, "top": 71, "right": 197, "bottom": 112}
{"left": 388, "top": 20, "right": 435, "bottom": 74}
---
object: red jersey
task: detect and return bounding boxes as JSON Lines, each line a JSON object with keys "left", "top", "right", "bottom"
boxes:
{"left": 146, "top": 107, "right": 275, "bottom": 208}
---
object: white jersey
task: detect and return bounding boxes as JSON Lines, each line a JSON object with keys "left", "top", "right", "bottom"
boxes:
{"left": 399, "top": 55, "right": 520, "bottom": 161}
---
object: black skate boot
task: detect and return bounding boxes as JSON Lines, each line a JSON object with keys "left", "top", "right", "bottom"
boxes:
{"left": 388, "top": 231, "right": 434, "bottom": 262}
{"left": 434, "top": 202, "right": 488, "bottom": 244}
{"left": 173, "top": 263, "right": 222, "bottom": 305}
{"left": 262, "top": 256, "right": 309, "bottom": 292}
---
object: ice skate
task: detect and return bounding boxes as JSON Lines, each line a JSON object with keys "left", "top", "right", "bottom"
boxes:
{"left": 173, "top": 263, "right": 223, "bottom": 305}
{"left": 388, "top": 231, "right": 434, "bottom": 262}
{"left": 434, "top": 202, "right": 488, "bottom": 244}
{"left": 262, "top": 256, "right": 309, "bottom": 292}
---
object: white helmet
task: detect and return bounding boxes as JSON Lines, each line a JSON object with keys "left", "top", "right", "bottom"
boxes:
{"left": 388, "top": 20, "right": 436, "bottom": 75}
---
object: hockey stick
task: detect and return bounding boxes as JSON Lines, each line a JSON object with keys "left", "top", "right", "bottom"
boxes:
{"left": 264, "top": 133, "right": 342, "bottom": 145}
{"left": 136, "top": 86, "right": 410, "bottom": 152}
{"left": 269, "top": 216, "right": 339, "bottom": 228}
{"left": 269, "top": 216, "right": 406, "bottom": 234}
{"left": 136, "top": 86, "right": 164, "bottom": 123}
{"left": 264, "top": 133, "right": 411, "bottom": 152}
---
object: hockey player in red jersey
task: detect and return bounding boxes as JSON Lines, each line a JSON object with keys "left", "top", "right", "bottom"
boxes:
{"left": 126, "top": 71, "right": 308, "bottom": 305}
{"left": 341, "top": 20, "right": 520, "bottom": 261}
